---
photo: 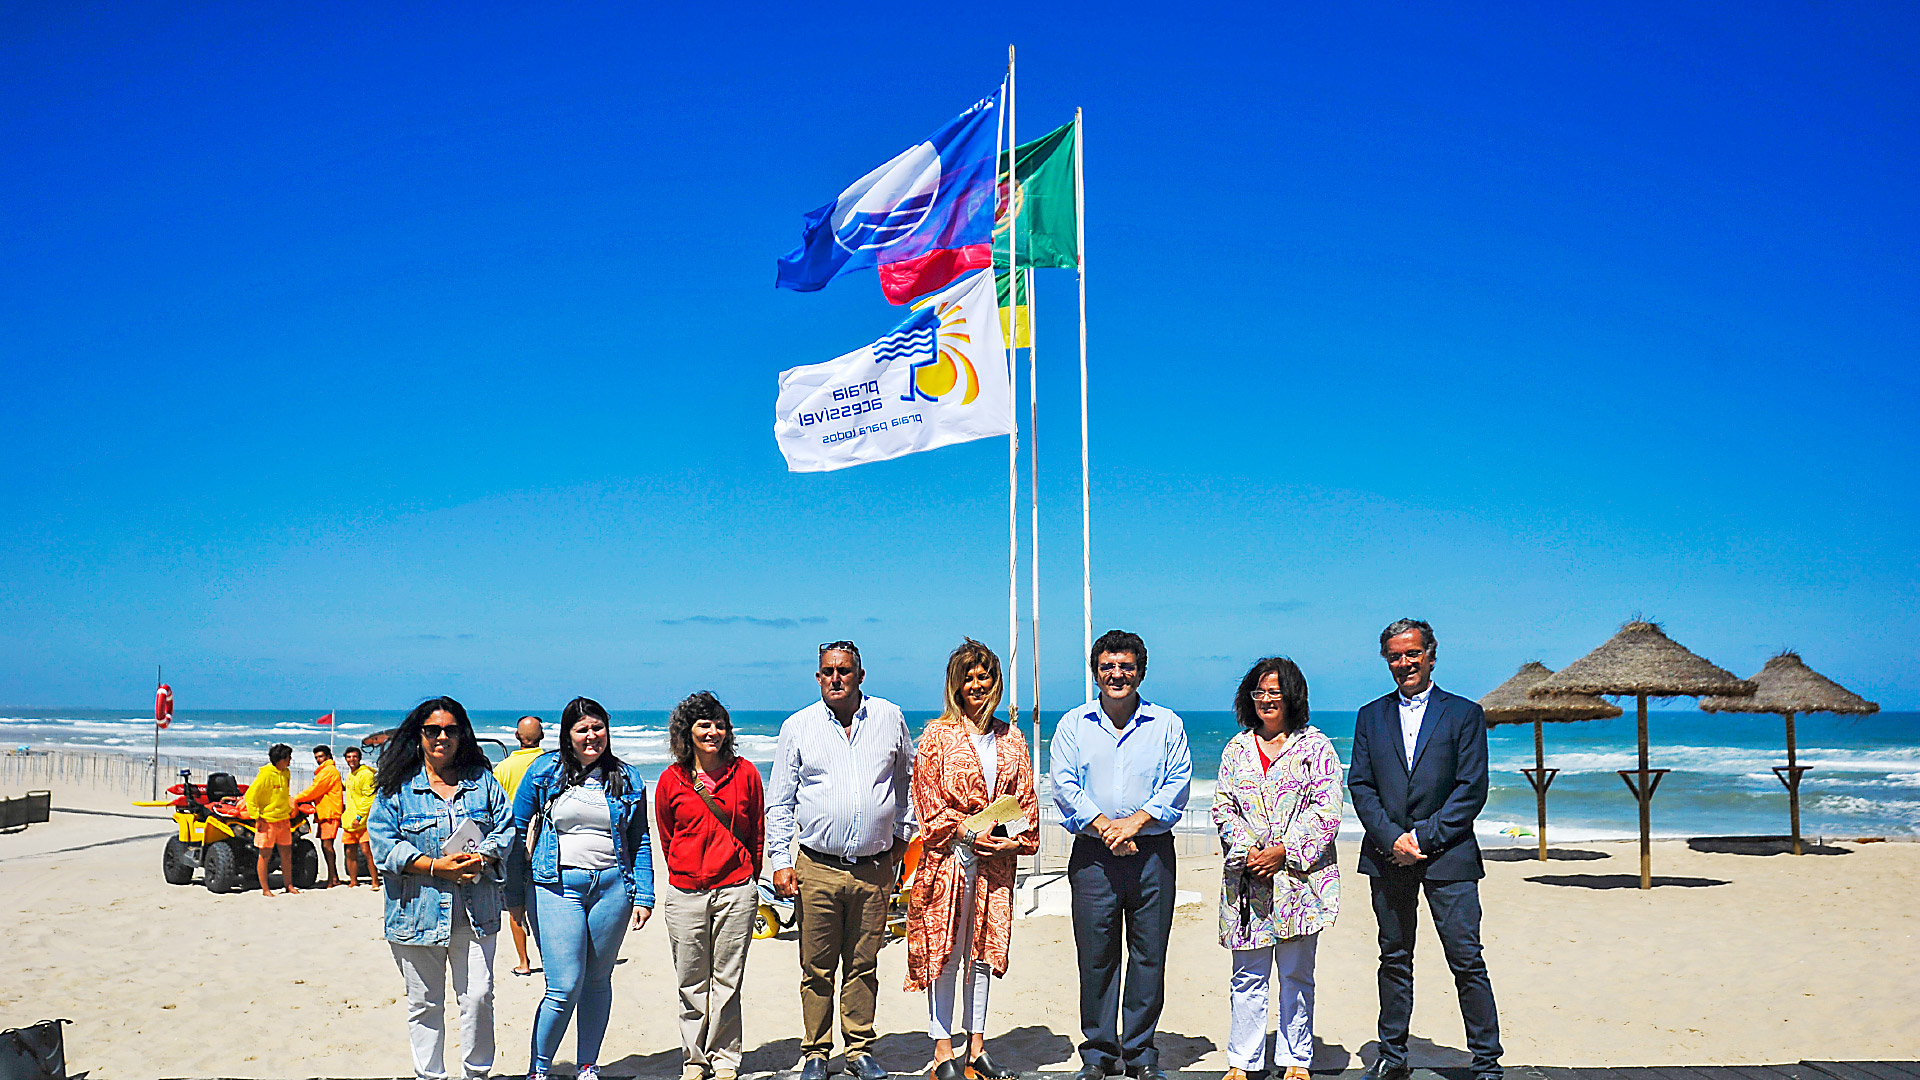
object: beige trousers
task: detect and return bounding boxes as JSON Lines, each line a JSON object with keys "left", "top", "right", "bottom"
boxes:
{"left": 795, "top": 849, "right": 892, "bottom": 1058}
{"left": 663, "top": 878, "right": 761, "bottom": 1072}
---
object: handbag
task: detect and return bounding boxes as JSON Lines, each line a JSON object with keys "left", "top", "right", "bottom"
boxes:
{"left": 0, "top": 1018, "right": 81, "bottom": 1080}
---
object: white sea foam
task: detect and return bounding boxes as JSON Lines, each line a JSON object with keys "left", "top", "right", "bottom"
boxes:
{"left": 1490, "top": 743, "right": 1920, "bottom": 778}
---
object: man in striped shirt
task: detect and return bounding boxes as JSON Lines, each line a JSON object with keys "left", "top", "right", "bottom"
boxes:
{"left": 767, "top": 640, "right": 915, "bottom": 1080}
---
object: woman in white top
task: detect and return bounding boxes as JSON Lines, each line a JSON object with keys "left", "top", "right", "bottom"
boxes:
{"left": 512, "top": 697, "right": 655, "bottom": 1080}
{"left": 904, "top": 640, "right": 1039, "bottom": 1080}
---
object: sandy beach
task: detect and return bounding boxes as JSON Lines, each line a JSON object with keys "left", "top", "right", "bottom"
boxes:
{"left": 3, "top": 776, "right": 1916, "bottom": 1080}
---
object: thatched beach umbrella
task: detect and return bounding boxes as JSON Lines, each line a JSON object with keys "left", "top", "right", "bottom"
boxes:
{"left": 1700, "top": 651, "right": 1878, "bottom": 855}
{"left": 1481, "top": 662, "right": 1622, "bottom": 862}
{"left": 1532, "top": 621, "right": 1755, "bottom": 889}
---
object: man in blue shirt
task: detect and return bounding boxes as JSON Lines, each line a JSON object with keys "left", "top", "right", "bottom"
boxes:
{"left": 1050, "top": 629, "right": 1192, "bottom": 1080}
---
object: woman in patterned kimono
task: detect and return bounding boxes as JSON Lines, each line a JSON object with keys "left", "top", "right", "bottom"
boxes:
{"left": 906, "top": 639, "right": 1040, "bottom": 1080}
{"left": 1212, "top": 656, "right": 1343, "bottom": 1080}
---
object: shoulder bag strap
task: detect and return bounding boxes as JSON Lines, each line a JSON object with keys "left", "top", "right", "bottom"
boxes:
{"left": 688, "top": 765, "right": 754, "bottom": 858}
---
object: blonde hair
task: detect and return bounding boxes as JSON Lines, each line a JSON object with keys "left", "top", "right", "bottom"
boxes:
{"left": 937, "top": 638, "right": 1003, "bottom": 727}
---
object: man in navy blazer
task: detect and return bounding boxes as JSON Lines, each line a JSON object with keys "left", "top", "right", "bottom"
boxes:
{"left": 1348, "top": 619, "right": 1502, "bottom": 1080}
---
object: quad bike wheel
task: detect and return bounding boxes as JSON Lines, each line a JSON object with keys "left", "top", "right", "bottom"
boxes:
{"left": 203, "top": 839, "right": 245, "bottom": 893}
{"left": 162, "top": 836, "right": 197, "bottom": 885}
{"left": 753, "top": 904, "right": 779, "bottom": 940}
{"left": 292, "top": 838, "right": 320, "bottom": 890}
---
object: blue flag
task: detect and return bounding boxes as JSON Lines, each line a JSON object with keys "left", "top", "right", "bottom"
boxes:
{"left": 776, "top": 90, "right": 1002, "bottom": 304}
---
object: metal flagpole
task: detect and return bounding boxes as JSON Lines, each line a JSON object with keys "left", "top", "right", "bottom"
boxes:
{"left": 1074, "top": 107, "right": 1093, "bottom": 702}
{"left": 1005, "top": 44, "right": 1021, "bottom": 730}
{"left": 1026, "top": 264, "right": 1041, "bottom": 823}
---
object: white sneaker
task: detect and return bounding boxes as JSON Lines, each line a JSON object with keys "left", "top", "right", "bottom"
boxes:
{"left": 578, "top": 1067, "right": 600, "bottom": 1080}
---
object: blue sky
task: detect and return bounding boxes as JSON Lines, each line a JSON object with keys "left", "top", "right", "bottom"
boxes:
{"left": 4, "top": 3, "right": 1915, "bottom": 713}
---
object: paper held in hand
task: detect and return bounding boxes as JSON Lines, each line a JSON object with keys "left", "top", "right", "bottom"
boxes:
{"left": 441, "top": 818, "right": 483, "bottom": 858}
{"left": 964, "top": 795, "right": 1027, "bottom": 836}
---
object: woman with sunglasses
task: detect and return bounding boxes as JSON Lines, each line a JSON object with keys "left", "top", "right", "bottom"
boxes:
{"left": 513, "top": 696, "right": 655, "bottom": 1080}
{"left": 369, "top": 696, "right": 516, "bottom": 1080}
{"left": 1212, "top": 658, "right": 1342, "bottom": 1080}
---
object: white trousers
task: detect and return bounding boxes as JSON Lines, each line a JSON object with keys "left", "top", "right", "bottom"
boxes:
{"left": 390, "top": 921, "right": 496, "bottom": 1080}
{"left": 927, "top": 858, "right": 991, "bottom": 1040}
{"left": 1228, "top": 933, "right": 1318, "bottom": 1071}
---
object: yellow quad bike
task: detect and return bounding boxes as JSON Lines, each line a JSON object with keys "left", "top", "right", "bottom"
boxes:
{"left": 134, "top": 768, "right": 318, "bottom": 893}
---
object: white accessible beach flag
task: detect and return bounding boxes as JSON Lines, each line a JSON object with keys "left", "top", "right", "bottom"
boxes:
{"left": 774, "top": 269, "right": 1011, "bottom": 473}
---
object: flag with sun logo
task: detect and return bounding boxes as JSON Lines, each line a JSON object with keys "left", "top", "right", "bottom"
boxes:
{"left": 774, "top": 269, "right": 1010, "bottom": 472}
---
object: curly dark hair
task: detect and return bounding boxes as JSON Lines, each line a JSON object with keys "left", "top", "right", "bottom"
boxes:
{"left": 1090, "top": 629, "right": 1148, "bottom": 678}
{"left": 1233, "top": 656, "right": 1310, "bottom": 734}
{"left": 374, "top": 697, "right": 490, "bottom": 796}
{"left": 558, "top": 696, "right": 629, "bottom": 798}
{"left": 667, "top": 691, "right": 735, "bottom": 767}
{"left": 268, "top": 743, "right": 293, "bottom": 765}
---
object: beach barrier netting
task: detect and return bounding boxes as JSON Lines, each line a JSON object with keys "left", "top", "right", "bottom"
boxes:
{"left": 0, "top": 748, "right": 319, "bottom": 800}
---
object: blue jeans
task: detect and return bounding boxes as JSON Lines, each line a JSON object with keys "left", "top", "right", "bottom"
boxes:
{"left": 529, "top": 866, "right": 632, "bottom": 1072}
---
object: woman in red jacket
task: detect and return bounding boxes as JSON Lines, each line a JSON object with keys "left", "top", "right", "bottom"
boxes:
{"left": 656, "top": 691, "right": 765, "bottom": 1080}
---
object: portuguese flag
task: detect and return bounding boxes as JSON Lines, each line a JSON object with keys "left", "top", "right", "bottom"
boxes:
{"left": 994, "top": 119, "right": 1080, "bottom": 271}
{"left": 995, "top": 117, "right": 1080, "bottom": 346}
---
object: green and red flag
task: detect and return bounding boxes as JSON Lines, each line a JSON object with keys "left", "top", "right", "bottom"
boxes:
{"left": 993, "top": 118, "right": 1080, "bottom": 271}
{"left": 994, "top": 117, "right": 1079, "bottom": 345}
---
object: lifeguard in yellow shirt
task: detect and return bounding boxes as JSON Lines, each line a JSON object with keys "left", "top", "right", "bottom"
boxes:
{"left": 294, "top": 744, "right": 345, "bottom": 888}
{"left": 245, "top": 743, "right": 297, "bottom": 897}
{"left": 340, "top": 745, "right": 378, "bottom": 888}
{"left": 492, "top": 714, "right": 546, "bottom": 977}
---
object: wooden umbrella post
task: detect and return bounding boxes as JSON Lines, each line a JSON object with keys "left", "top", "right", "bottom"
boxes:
{"left": 1770, "top": 711, "right": 1809, "bottom": 856}
{"left": 1616, "top": 692, "right": 1668, "bottom": 890}
{"left": 1519, "top": 719, "right": 1557, "bottom": 862}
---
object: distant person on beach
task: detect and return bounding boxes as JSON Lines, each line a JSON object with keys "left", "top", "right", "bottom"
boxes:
{"left": 340, "top": 745, "right": 377, "bottom": 887}
{"left": 294, "top": 744, "right": 345, "bottom": 888}
{"left": 905, "top": 639, "right": 1037, "bottom": 1080}
{"left": 766, "top": 640, "right": 914, "bottom": 1080}
{"left": 1051, "top": 629, "right": 1191, "bottom": 1080}
{"left": 494, "top": 715, "right": 546, "bottom": 978}
{"left": 1348, "top": 619, "right": 1501, "bottom": 1080}
{"left": 656, "top": 691, "right": 764, "bottom": 1080}
{"left": 369, "top": 696, "right": 516, "bottom": 1080}
{"left": 246, "top": 743, "right": 298, "bottom": 897}
{"left": 1213, "top": 657, "right": 1342, "bottom": 1080}
{"left": 513, "top": 696, "right": 655, "bottom": 1080}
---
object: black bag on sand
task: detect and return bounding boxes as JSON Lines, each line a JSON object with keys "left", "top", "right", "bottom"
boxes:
{"left": 0, "top": 1018, "right": 84, "bottom": 1080}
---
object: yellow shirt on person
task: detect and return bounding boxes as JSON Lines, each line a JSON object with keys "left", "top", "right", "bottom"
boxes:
{"left": 492, "top": 747, "right": 545, "bottom": 801}
{"left": 245, "top": 764, "right": 293, "bottom": 823}
{"left": 341, "top": 763, "right": 378, "bottom": 831}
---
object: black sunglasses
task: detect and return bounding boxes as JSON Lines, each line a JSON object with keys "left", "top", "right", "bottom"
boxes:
{"left": 420, "top": 723, "right": 462, "bottom": 740}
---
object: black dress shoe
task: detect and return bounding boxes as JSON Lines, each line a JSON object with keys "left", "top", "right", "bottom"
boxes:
{"left": 850, "top": 1055, "right": 890, "bottom": 1080}
{"left": 1125, "top": 1066, "right": 1165, "bottom": 1080}
{"left": 966, "top": 1052, "right": 1015, "bottom": 1080}
{"left": 935, "top": 1060, "right": 968, "bottom": 1080}
{"left": 800, "top": 1058, "right": 829, "bottom": 1080}
{"left": 1363, "top": 1061, "right": 1411, "bottom": 1080}
{"left": 1074, "top": 1065, "right": 1109, "bottom": 1080}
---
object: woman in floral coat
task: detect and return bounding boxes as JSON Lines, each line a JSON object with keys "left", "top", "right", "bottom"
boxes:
{"left": 906, "top": 639, "right": 1040, "bottom": 1080}
{"left": 1212, "top": 656, "right": 1342, "bottom": 1080}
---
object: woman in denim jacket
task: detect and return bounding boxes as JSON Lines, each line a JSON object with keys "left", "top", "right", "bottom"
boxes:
{"left": 369, "top": 696, "right": 516, "bottom": 1080}
{"left": 512, "top": 696, "right": 656, "bottom": 1080}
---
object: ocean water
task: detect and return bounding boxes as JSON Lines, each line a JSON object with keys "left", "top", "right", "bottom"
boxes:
{"left": 4, "top": 705, "right": 1915, "bottom": 842}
